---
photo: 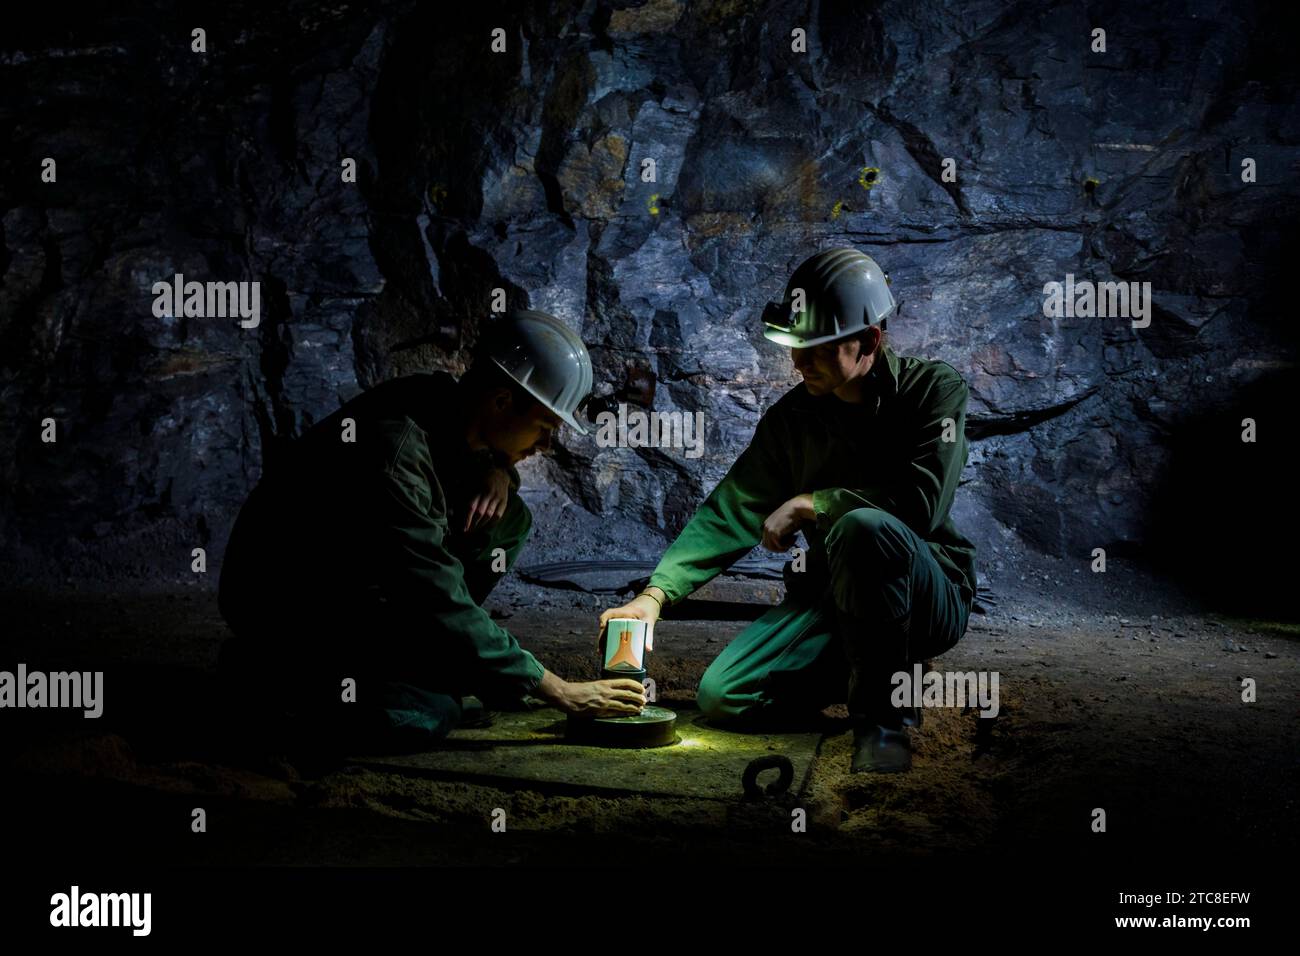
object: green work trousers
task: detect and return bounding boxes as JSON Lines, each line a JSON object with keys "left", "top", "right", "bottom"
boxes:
{"left": 697, "top": 507, "right": 972, "bottom": 726}
{"left": 218, "top": 498, "right": 534, "bottom": 757}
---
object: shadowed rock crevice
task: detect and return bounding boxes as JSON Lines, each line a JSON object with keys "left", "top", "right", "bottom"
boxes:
{"left": 0, "top": 1, "right": 1294, "bottom": 618}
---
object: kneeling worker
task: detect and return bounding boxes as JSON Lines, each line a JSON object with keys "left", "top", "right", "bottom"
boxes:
{"left": 219, "top": 310, "right": 646, "bottom": 755}
{"left": 600, "top": 249, "right": 978, "bottom": 773}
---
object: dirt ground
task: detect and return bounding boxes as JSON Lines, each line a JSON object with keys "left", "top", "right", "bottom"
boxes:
{"left": 1, "top": 555, "right": 1297, "bottom": 870}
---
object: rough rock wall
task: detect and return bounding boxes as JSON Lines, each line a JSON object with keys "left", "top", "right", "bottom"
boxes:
{"left": 2, "top": 0, "right": 1296, "bottom": 609}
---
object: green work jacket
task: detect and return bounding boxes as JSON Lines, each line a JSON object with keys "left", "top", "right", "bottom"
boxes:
{"left": 647, "top": 342, "right": 978, "bottom": 609}
{"left": 218, "top": 372, "right": 545, "bottom": 699}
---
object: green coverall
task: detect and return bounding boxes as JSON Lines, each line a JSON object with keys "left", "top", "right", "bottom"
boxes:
{"left": 646, "top": 342, "right": 978, "bottom": 726}
{"left": 217, "top": 372, "right": 545, "bottom": 754}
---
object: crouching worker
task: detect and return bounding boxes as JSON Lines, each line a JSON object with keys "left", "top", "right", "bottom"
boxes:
{"left": 599, "top": 249, "right": 977, "bottom": 774}
{"left": 218, "top": 310, "right": 645, "bottom": 757}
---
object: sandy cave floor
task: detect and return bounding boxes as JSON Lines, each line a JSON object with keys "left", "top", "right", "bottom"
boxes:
{"left": 1, "top": 559, "right": 1297, "bottom": 869}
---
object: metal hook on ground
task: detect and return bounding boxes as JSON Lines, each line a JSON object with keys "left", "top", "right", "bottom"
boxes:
{"left": 742, "top": 754, "right": 794, "bottom": 800}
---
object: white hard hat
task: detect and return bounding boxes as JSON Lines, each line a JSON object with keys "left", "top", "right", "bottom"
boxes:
{"left": 482, "top": 310, "right": 594, "bottom": 434}
{"left": 762, "top": 247, "right": 897, "bottom": 348}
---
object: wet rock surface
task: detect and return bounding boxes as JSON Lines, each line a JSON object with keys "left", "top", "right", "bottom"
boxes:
{"left": 1, "top": 1, "right": 1297, "bottom": 619}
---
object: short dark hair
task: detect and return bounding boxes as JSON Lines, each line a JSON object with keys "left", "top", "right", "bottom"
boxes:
{"left": 459, "top": 360, "right": 538, "bottom": 414}
{"left": 849, "top": 325, "right": 886, "bottom": 359}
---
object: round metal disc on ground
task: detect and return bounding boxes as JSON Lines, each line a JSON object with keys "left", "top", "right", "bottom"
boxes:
{"left": 565, "top": 705, "right": 678, "bottom": 748}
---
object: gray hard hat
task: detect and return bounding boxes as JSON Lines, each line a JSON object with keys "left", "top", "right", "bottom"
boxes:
{"left": 481, "top": 309, "right": 594, "bottom": 434}
{"left": 762, "top": 247, "right": 897, "bottom": 348}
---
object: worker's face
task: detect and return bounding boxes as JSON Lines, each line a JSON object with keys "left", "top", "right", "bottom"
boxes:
{"left": 791, "top": 329, "right": 879, "bottom": 396}
{"left": 482, "top": 391, "right": 564, "bottom": 464}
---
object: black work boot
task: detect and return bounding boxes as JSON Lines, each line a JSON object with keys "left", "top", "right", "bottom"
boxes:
{"left": 851, "top": 723, "right": 913, "bottom": 773}
{"left": 458, "top": 695, "right": 495, "bottom": 729}
{"left": 847, "top": 661, "right": 915, "bottom": 773}
{"left": 837, "top": 606, "right": 914, "bottom": 773}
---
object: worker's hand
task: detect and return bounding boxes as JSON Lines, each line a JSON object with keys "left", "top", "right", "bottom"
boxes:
{"left": 464, "top": 466, "right": 511, "bottom": 533}
{"left": 597, "top": 590, "right": 662, "bottom": 653}
{"left": 761, "top": 493, "right": 815, "bottom": 551}
{"left": 556, "top": 678, "right": 647, "bottom": 717}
